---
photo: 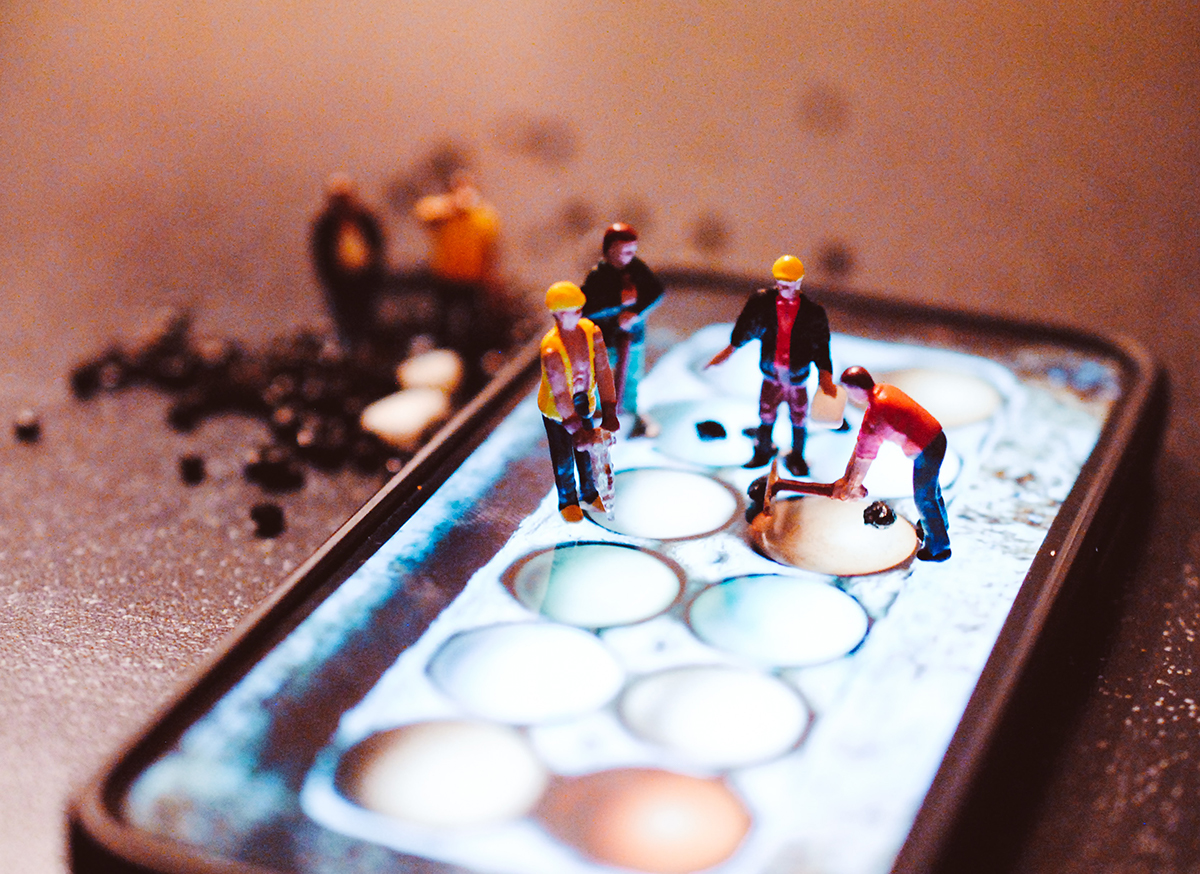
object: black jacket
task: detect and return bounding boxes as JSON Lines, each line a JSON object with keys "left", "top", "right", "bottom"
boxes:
{"left": 730, "top": 289, "right": 833, "bottom": 383}
{"left": 580, "top": 258, "right": 664, "bottom": 346}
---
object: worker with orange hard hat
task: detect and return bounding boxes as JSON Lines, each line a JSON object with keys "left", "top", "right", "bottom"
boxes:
{"left": 539, "top": 282, "right": 620, "bottom": 522}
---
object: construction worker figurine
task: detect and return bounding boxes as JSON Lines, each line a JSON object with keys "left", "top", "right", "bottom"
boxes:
{"left": 539, "top": 282, "right": 621, "bottom": 522}
{"left": 833, "top": 366, "right": 952, "bottom": 562}
{"left": 581, "top": 223, "right": 665, "bottom": 436}
{"left": 706, "top": 255, "right": 838, "bottom": 476}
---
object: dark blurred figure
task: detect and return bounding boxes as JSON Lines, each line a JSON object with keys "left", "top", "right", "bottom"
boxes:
{"left": 311, "top": 173, "right": 386, "bottom": 351}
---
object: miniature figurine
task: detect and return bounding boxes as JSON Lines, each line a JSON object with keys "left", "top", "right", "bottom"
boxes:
{"left": 413, "top": 172, "right": 501, "bottom": 349}
{"left": 580, "top": 223, "right": 664, "bottom": 436}
{"left": 706, "top": 255, "right": 838, "bottom": 475}
{"left": 310, "top": 173, "right": 387, "bottom": 350}
{"left": 832, "top": 366, "right": 952, "bottom": 561}
{"left": 538, "top": 281, "right": 620, "bottom": 522}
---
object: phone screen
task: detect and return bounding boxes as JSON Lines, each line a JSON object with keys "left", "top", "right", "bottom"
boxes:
{"left": 110, "top": 283, "right": 1130, "bottom": 874}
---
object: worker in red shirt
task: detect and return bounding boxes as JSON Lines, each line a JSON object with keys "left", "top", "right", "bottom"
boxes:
{"left": 833, "top": 366, "right": 951, "bottom": 561}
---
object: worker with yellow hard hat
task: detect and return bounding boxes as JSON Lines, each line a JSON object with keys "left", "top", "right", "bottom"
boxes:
{"left": 539, "top": 281, "right": 620, "bottom": 522}
{"left": 705, "top": 255, "right": 840, "bottom": 476}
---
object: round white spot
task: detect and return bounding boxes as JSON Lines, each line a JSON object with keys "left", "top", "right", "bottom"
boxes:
{"left": 428, "top": 622, "right": 625, "bottom": 723}
{"left": 688, "top": 576, "right": 869, "bottom": 666}
{"left": 508, "top": 543, "right": 683, "bottom": 628}
{"left": 879, "top": 368, "right": 1002, "bottom": 428}
{"left": 750, "top": 495, "right": 919, "bottom": 575}
{"left": 338, "top": 721, "right": 548, "bottom": 827}
{"left": 584, "top": 469, "right": 739, "bottom": 540}
{"left": 621, "top": 665, "right": 809, "bottom": 768}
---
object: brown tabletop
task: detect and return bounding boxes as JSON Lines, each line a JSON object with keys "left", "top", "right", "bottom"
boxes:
{"left": 2, "top": 3, "right": 1199, "bottom": 872}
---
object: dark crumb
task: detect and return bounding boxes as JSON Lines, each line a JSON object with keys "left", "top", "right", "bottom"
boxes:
{"left": 179, "top": 455, "right": 206, "bottom": 485}
{"left": 244, "top": 445, "right": 306, "bottom": 492}
{"left": 67, "top": 284, "right": 523, "bottom": 489}
{"left": 14, "top": 409, "right": 41, "bottom": 443}
{"left": 863, "top": 500, "right": 896, "bottom": 528}
{"left": 250, "top": 502, "right": 285, "bottom": 538}
{"left": 695, "top": 420, "right": 727, "bottom": 441}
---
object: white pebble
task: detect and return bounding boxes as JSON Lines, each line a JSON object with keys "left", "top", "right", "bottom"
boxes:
{"left": 396, "top": 348, "right": 464, "bottom": 395}
{"left": 360, "top": 388, "right": 451, "bottom": 452}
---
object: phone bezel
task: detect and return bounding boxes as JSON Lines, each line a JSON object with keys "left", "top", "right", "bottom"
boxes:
{"left": 69, "top": 270, "right": 1163, "bottom": 874}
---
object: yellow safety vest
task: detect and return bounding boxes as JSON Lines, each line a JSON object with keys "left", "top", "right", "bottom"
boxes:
{"left": 538, "top": 320, "right": 600, "bottom": 421}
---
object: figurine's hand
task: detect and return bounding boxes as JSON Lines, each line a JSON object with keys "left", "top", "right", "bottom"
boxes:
{"left": 832, "top": 477, "right": 868, "bottom": 501}
{"left": 617, "top": 311, "right": 640, "bottom": 330}
{"left": 818, "top": 370, "right": 838, "bottom": 397}
{"left": 562, "top": 414, "right": 585, "bottom": 435}
{"left": 600, "top": 405, "right": 620, "bottom": 433}
{"left": 572, "top": 424, "right": 597, "bottom": 449}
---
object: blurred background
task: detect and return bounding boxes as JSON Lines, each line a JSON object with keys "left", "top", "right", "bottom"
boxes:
{"left": 1, "top": 1, "right": 1198, "bottom": 872}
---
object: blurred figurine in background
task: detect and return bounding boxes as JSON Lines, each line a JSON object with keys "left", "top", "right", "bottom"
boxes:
{"left": 413, "top": 172, "right": 501, "bottom": 349}
{"left": 539, "top": 282, "right": 620, "bottom": 523}
{"left": 706, "top": 255, "right": 838, "bottom": 476}
{"left": 311, "top": 173, "right": 387, "bottom": 351}
{"left": 833, "top": 366, "right": 951, "bottom": 561}
{"left": 581, "top": 223, "right": 664, "bottom": 437}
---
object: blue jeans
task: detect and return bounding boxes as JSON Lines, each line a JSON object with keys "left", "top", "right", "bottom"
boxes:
{"left": 913, "top": 431, "right": 950, "bottom": 554}
{"left": 543, "top": 392, "right": 599, "bottom": 510}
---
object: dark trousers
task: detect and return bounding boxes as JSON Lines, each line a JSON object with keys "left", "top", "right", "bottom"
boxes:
{"left": 913, "top": 431, "right": 950, "bottom": 553}
{"left": 543, "top": 392, "right": 599, "bottom": 510}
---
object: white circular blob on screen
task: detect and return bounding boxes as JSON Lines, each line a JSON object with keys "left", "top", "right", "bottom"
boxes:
{"left": 337, "top": 720, "right": 548, "bottom": 827}
{"left": 428, "top": 623, "right": 625, "bottom": 724}
{"left": 750, "top": 495, "right": 919, "bottom": 575}
{"left": 620, "top": 665, "right": 810, "bottom": 768}
{"left": 859, "top": 440, "right": 962, "bottom": 498}
{"left": 508, "top": 543, "right": 683, "bottom": 628}
{"left": 583, "top": 469, "right": 739, "bottom": 540}
{"left": 650, "top": 399, "right": 760, "bottom": 468}
{"left": 878, "top": 368, "right": 1002, "bottom": 428}
{"left": 694, "top": 342, "right": 763, "bottom": 399}
{"left": 688, "top": 576, "right": 869, "bottom": 666}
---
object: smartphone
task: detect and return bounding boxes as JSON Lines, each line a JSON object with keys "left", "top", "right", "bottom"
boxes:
{"left": 69, "top": 270, "right": 1162, "bottom": 874}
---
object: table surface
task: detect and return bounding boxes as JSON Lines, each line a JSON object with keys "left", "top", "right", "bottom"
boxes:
{"left": 3, "top": 3, "right": 1199, "bottom": 872}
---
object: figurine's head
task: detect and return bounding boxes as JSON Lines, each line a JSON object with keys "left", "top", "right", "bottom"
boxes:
{"left": 449, "top": 171, "right": 481, "bottom": 210}
{"left": 546, "top": 281, "right": 586, "bottom": 328}
{"left": 840, "top": 366, "right": 875, "bottom": 405}
{"left": 325, "top": 172, "right": 358, "bottom": 204}
{"left": 771, "top": 255, "right": 805, "bottom": 297}
{"left": 602, "top": 223, "right": 639, "bottom": 268}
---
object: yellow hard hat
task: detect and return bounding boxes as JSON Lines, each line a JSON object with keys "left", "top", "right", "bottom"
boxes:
{"left": 772, "top": 255, "right": 805, "bottom": 282}
{"left": 545, "top": 281, "right": 586, "bottom": 312}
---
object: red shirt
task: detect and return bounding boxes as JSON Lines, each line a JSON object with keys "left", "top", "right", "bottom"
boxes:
{"left": 854, "top": 384, "right": 943, "bottom": 459}
{"left": 773, "top": 295, "right": 801, "bottom": 372}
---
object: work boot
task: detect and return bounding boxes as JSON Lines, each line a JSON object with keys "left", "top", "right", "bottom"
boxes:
{"left": 784, "top": 426, "right": 808, "bottom": 476}
{"left": 743, "top": 424, "right": 776, "bottom": 469}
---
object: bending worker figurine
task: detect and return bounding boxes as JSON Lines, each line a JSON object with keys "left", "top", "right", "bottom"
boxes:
{"left": 581, "top": 223, "right": 664, "bottom": 436}
{"left": 706, "top": 255, "right": 838, "bottom": 476}
{"left": 833, "top": 366, "right": 952, "bottom": 562}
{"left": 539, "top": 282, "right": 621, "bottom": 523}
